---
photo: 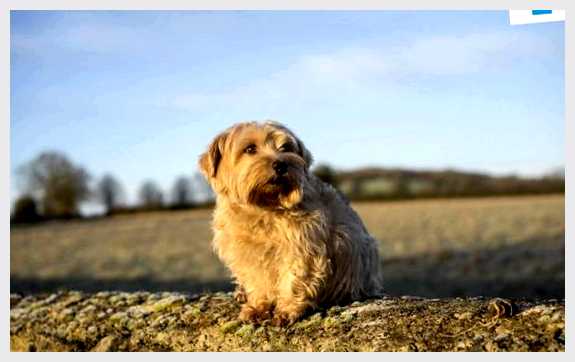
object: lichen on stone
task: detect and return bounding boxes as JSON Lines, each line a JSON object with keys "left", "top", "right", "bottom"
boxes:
{"left": 10, "top": 291, "right": 565, "bottom": 352}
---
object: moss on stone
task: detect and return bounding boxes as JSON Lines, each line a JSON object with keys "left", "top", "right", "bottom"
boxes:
{"left": 220, "top": 320, "right": 242, "bottom": 334}
{"left": 10, "top": 291, "right": 565, "bottom": 352}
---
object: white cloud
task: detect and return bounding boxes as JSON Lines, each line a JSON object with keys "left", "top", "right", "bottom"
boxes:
{"left": 164, "top": 30, "right": 551, "bottom": 114}
{"left": 400, "top": 31, "right": 549, "bottom": 75}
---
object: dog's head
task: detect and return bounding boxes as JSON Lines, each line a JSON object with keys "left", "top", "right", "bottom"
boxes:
{"left": 199, "top": 121, "right": 313, "bottom": 209}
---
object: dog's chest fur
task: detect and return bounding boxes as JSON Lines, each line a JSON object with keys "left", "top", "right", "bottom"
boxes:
{"left": 211, "top": 199, "right": 331, "bottom": 293}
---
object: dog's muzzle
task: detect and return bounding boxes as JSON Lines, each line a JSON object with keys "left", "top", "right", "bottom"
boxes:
{"left": 272, "top": 160, "right": 288, "bottom": 176}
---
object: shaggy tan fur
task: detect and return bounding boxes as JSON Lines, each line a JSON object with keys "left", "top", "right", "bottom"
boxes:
{"left": 199, "top": 121, "right": 383, "bottom": 326}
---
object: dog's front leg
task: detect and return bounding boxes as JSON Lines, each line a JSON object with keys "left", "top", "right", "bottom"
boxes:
{"left": 238, "top": 288, "right": 273, "bottom": 324}
{"left": 272, "top": 291, "right": 310, "bottom": 326}
{"left": 272, "top": 255, "right": 328, "bottom": 326}
{"left": 233, "top": 284, "right": 247, "bottom": 303}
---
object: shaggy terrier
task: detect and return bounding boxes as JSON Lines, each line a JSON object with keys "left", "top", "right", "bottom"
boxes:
{"left": 199, "top": 121, "right": 383, "bottom": 326}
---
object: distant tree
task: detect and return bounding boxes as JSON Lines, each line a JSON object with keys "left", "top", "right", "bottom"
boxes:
{"left": 394, "top": 173, "right": 410, "bottom": 199}
{"left": 17, "top": 151, "right": 91, "bottom": 218}
{"left": 97, "top": 174, "right": 124, "bottom": 215}
{"left": 171, "top": 176, "right": 193, "bottom": 208}
{"left": 11, "top": 195, "right": 42, "bottom": 223}
{"left": 312, "top": 164, "right": 339, "bottom": 189}
{"left": 543, "top": 167, "right": 565, "bottom": 180}
{"left": 191, "top": 172, "right": 215, "bottom": 204}
{"left": 138, "top": 180, "right": 164, "bottom": 210}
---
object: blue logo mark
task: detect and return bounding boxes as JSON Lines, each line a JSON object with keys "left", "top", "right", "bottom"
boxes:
{"left": 532, "top": 10, "right": 552, "bottom": 15}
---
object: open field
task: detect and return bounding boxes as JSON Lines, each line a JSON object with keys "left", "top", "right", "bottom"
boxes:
{"left": 11, "top": 194, "right": 565, "bottom": 299}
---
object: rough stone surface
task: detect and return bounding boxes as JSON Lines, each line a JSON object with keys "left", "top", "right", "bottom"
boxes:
{"left": 10, "top": 291, "right": 564, "bottom": 352}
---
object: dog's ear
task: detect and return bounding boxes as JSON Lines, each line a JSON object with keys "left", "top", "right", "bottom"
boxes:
{"left": 295, "top": 137, "right": 313, "bottom": 169}
{"left": 199, "top": 132, "right": 228, "bottom": 180}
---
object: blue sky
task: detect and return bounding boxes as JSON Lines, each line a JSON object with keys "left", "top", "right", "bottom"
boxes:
{"left": 10, "top": 11, "right": 564, "bottom": 208}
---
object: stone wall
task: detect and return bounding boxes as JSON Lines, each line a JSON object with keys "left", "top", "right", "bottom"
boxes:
{"left": 10, "top": 291, "right": 565, "bottom": 352}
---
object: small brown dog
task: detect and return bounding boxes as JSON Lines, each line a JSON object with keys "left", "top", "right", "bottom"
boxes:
{"left": 199, "top": 121, "right": 383, "bottom": 326}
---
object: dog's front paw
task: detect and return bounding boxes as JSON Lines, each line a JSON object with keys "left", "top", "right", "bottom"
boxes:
{"left": 233, "top": 287, "right": 247, "bottom": 304}
{"left": 239, "top": 304, "right": 272, "bottom": 324}
{"left": 271, "top": 310, "right": 301, "bottom": 327}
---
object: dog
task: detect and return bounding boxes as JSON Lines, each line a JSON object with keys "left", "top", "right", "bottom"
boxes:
{"left": 199, "top": 121, "right": 383, "bottom": 326}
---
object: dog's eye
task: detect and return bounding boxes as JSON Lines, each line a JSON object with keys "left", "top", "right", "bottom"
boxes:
{"left": 244, "top": 144, "right": 257, "bottom": 154}
{"left": 278, "top": 143, "right": 294, "bottom": 153}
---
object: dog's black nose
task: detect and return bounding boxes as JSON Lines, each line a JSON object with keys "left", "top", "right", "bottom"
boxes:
{"left": 272, "top": 161, "right": 288, "bottom": 175}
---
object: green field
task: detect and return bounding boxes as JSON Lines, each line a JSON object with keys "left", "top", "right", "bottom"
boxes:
{"left": 11, "top": 194, "right": 565, "bottom": 299}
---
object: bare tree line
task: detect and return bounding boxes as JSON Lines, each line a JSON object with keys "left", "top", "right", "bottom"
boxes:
{"left": 11, "top": 151, "right": 565, "bottom": 223}
{"left": 11, "top": 151, "right": 214, "bottom": 222}
{"left": 313, "top": 163, "right": 565, "bottom": 201}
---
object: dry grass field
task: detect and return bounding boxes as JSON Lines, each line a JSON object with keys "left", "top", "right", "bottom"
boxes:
{"left": 11, "top": 194, "right": 564, "bottom": 299}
